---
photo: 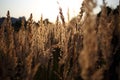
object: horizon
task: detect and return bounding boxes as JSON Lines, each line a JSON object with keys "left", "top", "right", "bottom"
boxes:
{"left": 0, "top": 0, "right": 119, "bottom": 22}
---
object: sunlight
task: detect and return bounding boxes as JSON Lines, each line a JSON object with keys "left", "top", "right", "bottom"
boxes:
{"left": 32, "top": 0, "right": 83, "bottom": 22}
{"left": 0, "top": 0, "right": 118, "bottom": 22}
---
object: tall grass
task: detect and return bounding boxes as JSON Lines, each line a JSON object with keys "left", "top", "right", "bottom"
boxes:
{"left": 0, "top": 0, "right": 120, "bottom": 80}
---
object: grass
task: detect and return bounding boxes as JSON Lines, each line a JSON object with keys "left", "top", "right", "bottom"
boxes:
{"left": 0, "top": 0, "right": 120, "bottom": 80}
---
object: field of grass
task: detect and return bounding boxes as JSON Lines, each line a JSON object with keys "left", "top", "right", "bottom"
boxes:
{"left": 0, "top": 0, "right": 120, "bottom": 80}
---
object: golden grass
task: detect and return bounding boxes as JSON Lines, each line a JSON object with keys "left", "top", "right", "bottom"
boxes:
{"left": 0, "top": 0, "right": 120, "bottom": 80}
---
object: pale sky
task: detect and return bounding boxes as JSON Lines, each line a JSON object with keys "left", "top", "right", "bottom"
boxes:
{"left": 0, "top": 0, "right": 119, "bottom": 22}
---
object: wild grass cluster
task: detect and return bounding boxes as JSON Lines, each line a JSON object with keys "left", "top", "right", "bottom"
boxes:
{"left": 0, "top": 0, "right": 120, "bottom": 80}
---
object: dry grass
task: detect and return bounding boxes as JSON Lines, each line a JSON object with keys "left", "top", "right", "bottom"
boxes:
{"left": 0, "top": 0, "right": 120, "bottom": 80}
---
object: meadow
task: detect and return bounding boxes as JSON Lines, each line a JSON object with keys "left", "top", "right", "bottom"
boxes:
{"left": 0, "top": 0, "right": 120, "bottom": 80}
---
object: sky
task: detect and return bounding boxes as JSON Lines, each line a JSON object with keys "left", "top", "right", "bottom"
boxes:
{"left": 0, "top": 0, "right": 119, "bottom": 22}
